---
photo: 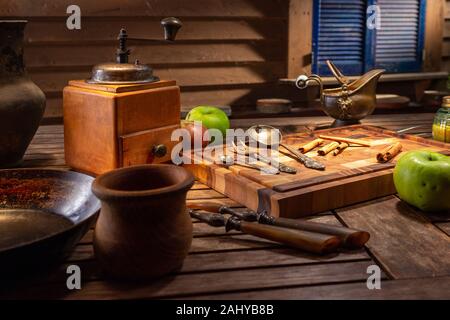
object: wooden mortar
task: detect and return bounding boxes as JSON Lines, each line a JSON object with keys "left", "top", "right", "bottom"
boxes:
{"left": 92, "top": 164, "right": 194, "bottom": 280}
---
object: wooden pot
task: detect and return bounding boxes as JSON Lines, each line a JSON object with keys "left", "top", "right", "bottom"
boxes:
{"left": 92, "top": 164, "right": 194, "bottom": 279}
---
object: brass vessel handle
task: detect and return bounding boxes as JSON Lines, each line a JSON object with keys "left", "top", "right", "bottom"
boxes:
{"left": 326, "top": 60, "right": 349, "bottom": 85}
{"left": 295, "top": 74, "right": 324, "bottom": 107}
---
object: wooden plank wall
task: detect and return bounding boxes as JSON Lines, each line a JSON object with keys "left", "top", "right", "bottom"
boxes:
{"left": 1, "top": 0, "right": 448, "bottom": 121}
{"left": 444, "top": 0, "right": 450, "bottom": 71}
{"left": 0, "top": 0, "right": 304, "bottom": 120}
{"left": 287, "top": 0, "right": 313, "bottom": 77}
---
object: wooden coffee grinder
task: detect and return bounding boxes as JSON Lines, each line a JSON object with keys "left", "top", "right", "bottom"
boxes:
{"left": 63, "top": 18, "right": 182, "bottom": 175}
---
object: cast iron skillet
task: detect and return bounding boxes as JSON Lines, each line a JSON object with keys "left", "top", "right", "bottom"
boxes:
{"left": 0, "top": 169, "right": 100, "bottom": 279}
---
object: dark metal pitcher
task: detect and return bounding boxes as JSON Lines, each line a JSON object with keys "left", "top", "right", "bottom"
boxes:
{"left": 296, "top": 60, "right": 385, "bottom": 127}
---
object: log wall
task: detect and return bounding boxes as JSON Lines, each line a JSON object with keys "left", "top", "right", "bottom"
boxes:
{"left": 0, "top": 0, "right": 448, "bottom": 120}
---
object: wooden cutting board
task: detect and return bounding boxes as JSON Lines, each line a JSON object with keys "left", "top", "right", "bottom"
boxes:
{"left": 184, "top": 125, "right": 449, "bottom": 218}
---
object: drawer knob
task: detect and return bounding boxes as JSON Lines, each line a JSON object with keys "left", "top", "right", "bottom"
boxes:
{"left": 152, "top": 144, "right": 167, "bottom": 158}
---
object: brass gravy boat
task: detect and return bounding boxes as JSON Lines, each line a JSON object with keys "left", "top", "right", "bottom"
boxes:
{"left": 296, "top": 60, "right": 385, "bottom": 126}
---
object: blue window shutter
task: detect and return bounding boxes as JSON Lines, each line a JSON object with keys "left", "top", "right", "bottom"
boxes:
{"left": 366, "top": 0, "right": 426, "bottom": 72}
{"left": 312, "top": 0, "right": 366, "bottom": 76}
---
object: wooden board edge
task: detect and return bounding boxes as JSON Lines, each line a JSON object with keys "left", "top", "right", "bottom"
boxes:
{"left": 273, "top": 162, "right": 395, "bottom": 192}
{"left": 271, "top": 169, "right": 397, "bottom": 218}
{"left": 184, "top": 163, "right": 273, "bottom": 213}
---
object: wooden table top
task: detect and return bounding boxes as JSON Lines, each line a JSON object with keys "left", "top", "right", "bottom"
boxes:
{"left": 4, "top": 113, "right": 450, "bottom": 299}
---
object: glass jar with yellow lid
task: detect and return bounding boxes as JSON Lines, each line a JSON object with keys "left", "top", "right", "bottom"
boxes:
{"left": 432, "top": 96, "right": 450, "bottom": 143}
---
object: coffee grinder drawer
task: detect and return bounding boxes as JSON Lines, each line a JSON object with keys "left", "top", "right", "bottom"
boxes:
{"left": 119, "top": 124, "right": 180, "bottom": 167}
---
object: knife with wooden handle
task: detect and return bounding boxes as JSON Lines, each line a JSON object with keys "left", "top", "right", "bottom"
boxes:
{"left": 187, "top": 203, "right": 370, "bottom": 249}
{"left": 225, "top": 217, "right": 340, "bottom": 254}
{"left": 258, "top": 211, "right": 370, "bottom": 249}
{"left": 189, "top": 210, "right": 341, "bottom": 254}
{"left": 225, "top": 216, "right": 341, "bottom": 254}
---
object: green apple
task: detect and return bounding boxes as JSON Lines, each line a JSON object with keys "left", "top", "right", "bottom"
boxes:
{"left": 393, "top": 151, "right": 450, "bottom": 212}
{"left": 185, "top": 106, "right": 230, "bottom": 136}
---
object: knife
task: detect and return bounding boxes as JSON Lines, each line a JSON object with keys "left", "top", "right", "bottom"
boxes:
{"left": 189, "top": 210, "right": 341, "bottom": 254}
{"left": 188, "top": 203, "right": 370, "bottom": 249}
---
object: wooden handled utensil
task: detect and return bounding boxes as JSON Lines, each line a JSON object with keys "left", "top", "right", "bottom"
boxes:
{"left": 226, "top": 217, "right": 340, "bottom": 254}
{"left": 257, "top": 211, "right": 369, "bottom": 249}
{"left": 189, "top": 210, "right": 341, "bottom": 254}
{"left": 188, "top": 203, "right": 370, "bottom": 249}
